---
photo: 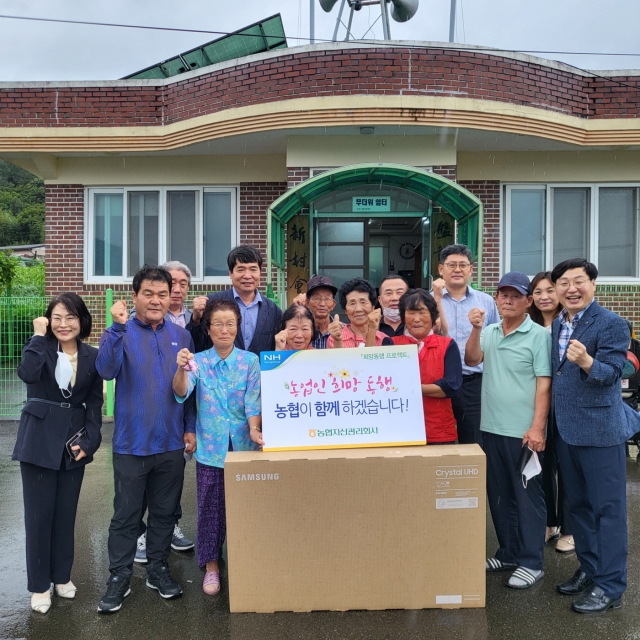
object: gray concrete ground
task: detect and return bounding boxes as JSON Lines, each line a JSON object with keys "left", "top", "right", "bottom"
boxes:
{"left": 1, "top": 420, "right": 640, "bottom": 640}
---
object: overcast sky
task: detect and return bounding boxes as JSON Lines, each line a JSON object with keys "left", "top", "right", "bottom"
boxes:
{"left": 0, "top": 0, "right": 639, "bottom": 81}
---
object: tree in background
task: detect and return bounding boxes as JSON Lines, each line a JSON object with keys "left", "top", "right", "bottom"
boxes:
{"left": 0, "top": 160, "right": 45, "bottom": 246}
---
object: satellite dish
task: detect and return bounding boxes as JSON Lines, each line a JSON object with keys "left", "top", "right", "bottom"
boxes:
{"left": 390, "top": 0, "right": 419, "bottom": 22}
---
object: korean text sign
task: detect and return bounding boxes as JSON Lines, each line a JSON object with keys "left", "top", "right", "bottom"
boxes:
{"left": 260, "top": 345, "right": 426, "bottom": 451}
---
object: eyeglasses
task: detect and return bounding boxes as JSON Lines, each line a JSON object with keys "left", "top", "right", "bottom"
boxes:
{"left": 309, "top": 296, "right": 334, "bottom": 303}
{"left": 443, "top": 262, "right": 471, "bottom": 270}
{"left": 555, "top": 278, "right": 590, "bottom": 289}
{"left": 51, "top": 315, "right": 79, "bottom": 325}
{"left": 211, "top": 322, "right": 237, "bottom": 330}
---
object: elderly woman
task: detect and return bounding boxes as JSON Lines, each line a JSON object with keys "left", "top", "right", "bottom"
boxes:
{"left": 327, "top": 277, "right": 393, "bottom": 348}
{"left": 173, "top": 297, "right": 262, "bottom": 597}
{"left": 13, "top": 293, "right": 103, "bottom": 613}
{"left": 392, "top": 289, "right": 462, "bottom": 444}
{"left": 275, "top": 305, "right": 318, "bottom": 351}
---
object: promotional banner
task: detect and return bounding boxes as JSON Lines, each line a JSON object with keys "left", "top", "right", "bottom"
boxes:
{"left": 260, "top": 345, "right": 426, "bottom": 451}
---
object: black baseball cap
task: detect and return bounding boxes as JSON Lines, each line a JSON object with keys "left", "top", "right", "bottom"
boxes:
{"left": 497, "top": 271, "right": 531, "bottom": 295}
{"left": 306, "top": 275, "right": 337, "bottom": 297}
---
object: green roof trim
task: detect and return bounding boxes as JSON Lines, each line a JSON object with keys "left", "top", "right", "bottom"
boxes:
{"left": 269, "top": 163, "right": 482, "bottom": 224}
{"left": 124, "top": 14, "right": 287, "bottom": 80}
{"left": 267, "top": 164, "right": 484, "bottom": 302}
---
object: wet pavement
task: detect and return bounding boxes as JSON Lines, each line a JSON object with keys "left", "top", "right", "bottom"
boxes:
{"left": 2, "top": 420, "right": 640, "bottom": 640}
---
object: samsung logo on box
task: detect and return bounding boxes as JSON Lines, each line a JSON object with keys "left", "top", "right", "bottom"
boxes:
{"left": 236, "top": 473, "right": 280, "bottom": 482}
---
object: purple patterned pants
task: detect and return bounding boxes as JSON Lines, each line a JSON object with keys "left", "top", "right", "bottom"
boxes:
{"left": 196, "top": 461, "right": 226, "bottom": 567}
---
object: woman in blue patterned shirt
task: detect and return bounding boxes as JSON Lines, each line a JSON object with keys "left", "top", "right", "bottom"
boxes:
{"left": 173, "top": 297, "right": 262, "bottom": 596}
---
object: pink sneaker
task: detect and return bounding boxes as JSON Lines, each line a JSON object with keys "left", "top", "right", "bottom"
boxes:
{"left": 203, "top": 571, "right": 220, "bottom": 595}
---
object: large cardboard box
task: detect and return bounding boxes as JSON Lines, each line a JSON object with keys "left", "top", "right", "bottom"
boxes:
{"left": 225, "top": 444, "right": 486, "bottom": 613}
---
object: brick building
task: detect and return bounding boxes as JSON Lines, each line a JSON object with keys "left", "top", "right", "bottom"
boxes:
{"left": 1, "top": 41, "right": 639, "bottom": 332}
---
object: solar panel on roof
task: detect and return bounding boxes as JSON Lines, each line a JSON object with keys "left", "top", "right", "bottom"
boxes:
{"left": 124, "top": 14, "right": 287, "bottom": 80}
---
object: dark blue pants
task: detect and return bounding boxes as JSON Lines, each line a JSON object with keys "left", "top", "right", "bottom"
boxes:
{"left": 452, "top": 373, "right": 483, "bottom": 447}
{"left": 555, "top": 430, "right": 627, "bottom": 599}
{"left": 484, "top": 432, "right": 546, "bottom": 571}
{"left": 21, "top": 458, "right": 85, "bottom": 593}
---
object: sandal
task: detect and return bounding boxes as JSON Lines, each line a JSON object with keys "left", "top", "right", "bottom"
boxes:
{"left": 507, "top": 567, "right": 544, "bottom": 590}
{"left": 545, "top": 526, "right": 561, "bottom": 544}
{"left": 486, "top": 557, "right": 518, "bottom": 572}
{"left": 203, "top": 571, "right": 220, "bottom": 595}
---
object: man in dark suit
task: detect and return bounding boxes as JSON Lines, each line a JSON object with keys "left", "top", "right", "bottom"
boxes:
{"left": 190, "top": 245, "right": 281, "bottom": 355}
{"left": 551, "top": 258, "right": 640, "bottom": 614}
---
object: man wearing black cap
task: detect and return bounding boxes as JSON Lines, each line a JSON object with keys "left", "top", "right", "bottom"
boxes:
{"left": 465, "top": 271, "right": 552, "bottom": 591}
{"left": 301, "top": 275, "right": 338, "bottom": 349}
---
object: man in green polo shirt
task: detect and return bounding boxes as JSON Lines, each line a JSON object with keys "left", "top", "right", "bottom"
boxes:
{"left": 465, "top": 271, "right": 551, "bottom": 591}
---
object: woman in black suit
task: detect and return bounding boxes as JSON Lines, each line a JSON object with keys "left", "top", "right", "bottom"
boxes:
{"left": 13, "top": 293, "right": 103, "bottom": 614}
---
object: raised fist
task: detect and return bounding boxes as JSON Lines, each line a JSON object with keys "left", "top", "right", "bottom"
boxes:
{"left": 191, "top": 296, "right": 209, "bottom": 325}
{"left": 33, "top": 317, "right": 49, "bottom": 336}
{"left": 368, "top": 307, "right": 382, "bottom": 330}
{"left": 110, "top": 300, "right": 128, "bottom": 325}
{"left": 468, "top": 307, "right": 485, "bottom": 329}
{"left": 431, "top": 278, "right": 446, "bottom": 302}
{"left": 274, "top": 330, "right": 288, "bottom": 351}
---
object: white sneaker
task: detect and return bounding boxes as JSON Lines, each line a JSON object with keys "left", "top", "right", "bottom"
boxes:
{"left": 134, "top": 534, "right": 147, "bottom": 564}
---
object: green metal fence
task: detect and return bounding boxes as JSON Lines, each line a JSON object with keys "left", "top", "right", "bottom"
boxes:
{"left": 0, "top": 293, "right": 113, "bottom": 418}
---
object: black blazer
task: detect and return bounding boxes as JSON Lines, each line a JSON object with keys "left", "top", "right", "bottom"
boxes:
{"left": 190, "top": 289, "right": 282, "bottom": 356}
{"left": 12, "top": 335, "right": 104, "bottom": 471}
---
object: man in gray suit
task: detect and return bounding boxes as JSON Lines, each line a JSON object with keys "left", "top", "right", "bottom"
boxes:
{"left": 551, "top": 258, "right": 640, "bottom": 614}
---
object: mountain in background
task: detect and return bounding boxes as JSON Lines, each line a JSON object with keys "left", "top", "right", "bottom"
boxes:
{"left": 0, "top": 160, "right": 45, "bottom": 247}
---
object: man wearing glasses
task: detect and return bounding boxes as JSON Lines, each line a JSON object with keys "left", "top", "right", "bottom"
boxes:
{"left": 550, "top": 258, "right": 640, "bottom": 614}
{"left": 432, "top": 244, "right": 499, "bottom": 446}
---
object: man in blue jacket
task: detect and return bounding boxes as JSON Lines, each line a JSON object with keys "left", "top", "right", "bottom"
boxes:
{"left": 551, "top": 258, "right": 640, "bottom": 614}
{"left": 96, "top": 265, "right": 196, "bottom": 613}
{"left": 190, "top": 245, "right": 281, "bottom": 354}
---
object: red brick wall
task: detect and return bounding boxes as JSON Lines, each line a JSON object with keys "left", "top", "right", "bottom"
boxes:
{"left": 287, "top": 168, "right": 310, "bottom": 189}
{"left": 432, "top": 166, "right": 457, "bottom": 181}
{"left": 3, "top": 48, "right": 640, "bottom": 128}
{"left": 458, "top": 180, "right": 501, "bottom": 288}
{"left": 239, "top": 182, "right": 287, "bottom": 288}
{"left": 45, "top": 185, "right": 84, "bottom": 295}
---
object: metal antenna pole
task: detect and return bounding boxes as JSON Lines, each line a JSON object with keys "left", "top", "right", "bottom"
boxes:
{"left": 449, "top": 0, "right": 457, "bottom": 42}
{"left": 310, "top": 0, "right": 315, "bottom": 44}
{"left": 333, "top": 0, "right": 347, "bottom": 41}
{"left": 345, "top": 4, "right": 356, "bottom": 40}
{"left": 379, "top": 0, "right": 391, "bottom": 40}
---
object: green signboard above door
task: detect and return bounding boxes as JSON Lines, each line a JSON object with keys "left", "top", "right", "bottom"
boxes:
{"left": 352, "top": 196, "right": 391, "bottom": 213}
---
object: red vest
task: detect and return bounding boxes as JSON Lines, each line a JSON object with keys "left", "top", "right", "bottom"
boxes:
{"left": 392, "top": 335, "right": 458, "bottom": 443}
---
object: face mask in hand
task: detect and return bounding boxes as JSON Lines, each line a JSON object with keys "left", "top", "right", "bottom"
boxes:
{"left": 382, "top": 307, "right": 401, "bottom": 323}
{"left": 55, "top": 347, "right": 73, "bottom": 397}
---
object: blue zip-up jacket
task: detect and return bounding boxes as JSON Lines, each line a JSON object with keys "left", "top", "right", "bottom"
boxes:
{"left": 96, "top": 317, "right": 196, "bottom": 456}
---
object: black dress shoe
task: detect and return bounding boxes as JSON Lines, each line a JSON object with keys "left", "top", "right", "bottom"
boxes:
{"left": 572, "top": 586, "right": 622, "bottom": 614}
{"left": 557, "top": 569, "right": 594, "bottom": 595}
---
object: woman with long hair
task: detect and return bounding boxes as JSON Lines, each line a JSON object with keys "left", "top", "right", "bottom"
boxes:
{"left": 529, "top": 271, "right": 573, "bottom": 554}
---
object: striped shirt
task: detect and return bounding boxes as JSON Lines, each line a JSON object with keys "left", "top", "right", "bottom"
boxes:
{"left": 311, "top": 330, "right": 331, "bottom": 350}
{"left": 558, "top": 302, "right": 593, "bottom": 361}
{"left": 327, "top": 324, "right": 393, "bottom": 348}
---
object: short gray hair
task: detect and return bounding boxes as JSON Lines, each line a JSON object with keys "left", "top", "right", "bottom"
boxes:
{"left": 160, "top": 261, "right": 192, "bottom": 284}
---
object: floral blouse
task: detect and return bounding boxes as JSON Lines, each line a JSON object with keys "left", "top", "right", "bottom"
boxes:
{"left": 175, "top": 346, "right": 261, "bottom": 468}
